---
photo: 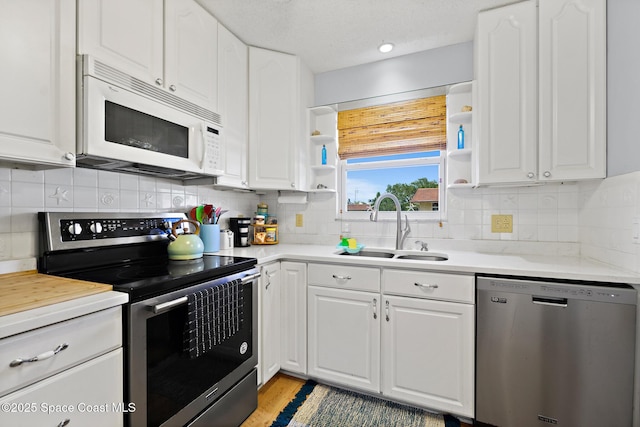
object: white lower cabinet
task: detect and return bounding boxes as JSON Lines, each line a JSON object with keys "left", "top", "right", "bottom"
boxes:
{"left": 307, "top": 285, "right": 380, "bottom": 393}
{"left": 259, "top": 262, "right": 281, "bottom": 385}
{"left": 280, "top": 261, "right": 307, "bottom": 374}
{"left": 381, "top": 295, "right": 474, "bottom": 418}
{"left": 382, "top": 269, "right": 475, "bottom": 418}
{"left": 306, "top": 263, "right": 475, "bottom": 418}
{"left": 0, "top": 349, "right": 124, "bottom": 427}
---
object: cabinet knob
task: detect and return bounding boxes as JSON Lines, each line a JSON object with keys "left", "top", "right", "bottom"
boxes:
{"left": 155, "top": 78, "right": 163, "bottom": 86}
{"left": 543, "top": 171, "right": 551, "bottom": 178}
{"left": 291, "top": 183, "right": 296, "bottom": 188}
{"left": 63, "top": 152, "right": 75, "bottom": 161}
{"left": 527, "top": 172, "right": 535, "bottom": 179}
{"left": 169, "top": 84, "right": 176, "bottom": 92}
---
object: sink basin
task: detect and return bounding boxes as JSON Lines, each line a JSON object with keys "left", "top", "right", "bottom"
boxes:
{"left": 336, "top": 248, "right": 448, "bottom": 261}
{"left": 337, "top": 250, "right": 395, "bottom": 258}
{"left": 394, "top": 253, "right": 449, "bottom": 261}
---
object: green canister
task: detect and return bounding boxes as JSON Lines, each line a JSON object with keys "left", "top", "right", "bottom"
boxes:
{"left": 257, "top": 202, "right": 268, "bottom": 216}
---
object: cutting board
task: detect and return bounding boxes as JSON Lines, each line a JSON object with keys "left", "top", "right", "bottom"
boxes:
{"left": 0, "top": 271, "right": 112, "bottom": 317}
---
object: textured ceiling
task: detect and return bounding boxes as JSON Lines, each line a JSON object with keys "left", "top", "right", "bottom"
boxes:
{"left": 196, "top": 0, "right": 517, "bottom": 73}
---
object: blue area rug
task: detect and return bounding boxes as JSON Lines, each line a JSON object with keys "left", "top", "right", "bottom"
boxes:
{"left": 270, "top": 380, "right": 461, "bottom": 427}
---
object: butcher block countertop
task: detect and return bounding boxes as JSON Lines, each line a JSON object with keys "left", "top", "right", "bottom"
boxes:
{"left": 0, "top": 271, "right": 128, "bottom": 340}
{"left": 0, "top": 271, "right": 112, "bottom": 317}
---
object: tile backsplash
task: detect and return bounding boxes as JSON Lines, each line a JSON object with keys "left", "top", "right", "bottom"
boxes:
{"left": 3, "top": 163, "right": 640, "bottom": 277}
{"left": 0, "top": 165, "right": 260, "bottom": 262}
{"left": 276, "top": 171, "right": 640, "bottom": 275}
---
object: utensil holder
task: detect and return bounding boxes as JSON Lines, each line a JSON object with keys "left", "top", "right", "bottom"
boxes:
{"left": 200, "top": 224, "right": 220, "bottom": 253}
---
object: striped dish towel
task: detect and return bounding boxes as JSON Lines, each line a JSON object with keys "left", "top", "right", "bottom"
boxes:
{"left": 184, "top": 278, "right": 244, "bottom": 359}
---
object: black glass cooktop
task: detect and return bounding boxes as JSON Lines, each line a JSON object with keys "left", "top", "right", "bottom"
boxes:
{"left": 39, "top": 241, "right": 257, "bottom": 301}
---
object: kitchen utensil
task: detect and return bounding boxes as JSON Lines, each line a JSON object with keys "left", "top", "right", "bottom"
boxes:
{"left": 203, "top": 204, "right": 214, "bottom": 223}
{"left": 195, "top": 205, "right": 205, "bottom": 224}
{"left": 189, "top": 207, "right": 198, "bottom": 221}
{"left": 167, "top": 219, "right": 204, "bottom": 260}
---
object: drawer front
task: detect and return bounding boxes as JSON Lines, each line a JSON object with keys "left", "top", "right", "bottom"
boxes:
{"left": 308, "top": 263, "right": 380, "bottom": 292}
{"left": 0, "top": 307, "right": 122, "bottom": 397}
{"left": 382, "top": 269, "right": 474, "bottom": 303}
{"left": 0, "top": 349, "right": 124, "bottom": 427}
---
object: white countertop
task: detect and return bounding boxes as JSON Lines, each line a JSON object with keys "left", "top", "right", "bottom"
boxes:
{"left": 4, "top": 244, "right": 638, "bottom": 339}
{"left": 217, "top": 244, "right": 640, "bottom": 285}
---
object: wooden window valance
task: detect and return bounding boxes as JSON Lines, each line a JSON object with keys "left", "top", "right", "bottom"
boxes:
{"left": 337, "top": 95, "right": 447, "bottom": 160}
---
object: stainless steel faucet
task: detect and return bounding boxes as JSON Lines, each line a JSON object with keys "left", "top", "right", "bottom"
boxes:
{"left": 370, "top": 193, "right": 410, "bottom": 250}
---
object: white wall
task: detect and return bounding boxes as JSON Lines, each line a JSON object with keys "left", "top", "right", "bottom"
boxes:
{"left": 606, "top": 0, "right": 640, "bottom": 177}
{"left": 314, "top": 42, "right": 473, "bottom": 106}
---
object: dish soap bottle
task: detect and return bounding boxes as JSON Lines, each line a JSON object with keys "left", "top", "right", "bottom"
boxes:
{"left": 321, "top": 144, "right": 327, "bottom": 165}
{"left": 457, "top": 125, "right": 465, "bottom": 149}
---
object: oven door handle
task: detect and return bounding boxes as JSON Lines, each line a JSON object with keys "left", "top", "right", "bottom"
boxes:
{"left": 150, "top": 272, "right": 261, "bottom": 314}
{"left": 152, "top": 296, "right": 188, "bottom": 314}
{"left": 241, "top": 272, "right": 261, "bottom": 284}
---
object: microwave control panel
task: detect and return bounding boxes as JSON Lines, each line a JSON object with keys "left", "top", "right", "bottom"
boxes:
{"left": 203, "top": 125, "right": 224, "bottom": 175}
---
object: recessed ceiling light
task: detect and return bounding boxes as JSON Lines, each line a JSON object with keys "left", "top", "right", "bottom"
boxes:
{"left": 378, "top": 42, "right": 394, "bottom": 53}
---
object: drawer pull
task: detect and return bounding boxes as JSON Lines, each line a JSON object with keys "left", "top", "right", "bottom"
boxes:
{"left": 57, "top": 419, "right": 70, "bottom": 427}
{"left": 10, "top": 343, "right": 69, "bottom": 367}
{"left": 385, "top": 300, "right": 390, "bottom": 321}
{"left": 373, "top": 298, "right": 377, "bottom": 319}
{"left": 414, "top": 282, "right": 439, "bottom": 289}
{"left": 332, "top": 274, "right": 352, "bottom": 281}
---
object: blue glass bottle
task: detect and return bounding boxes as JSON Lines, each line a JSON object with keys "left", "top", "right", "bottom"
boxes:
{"left": 457, "top": 125, "right": 465, "bottom": 149}
{"left": 321, "top": 144, "right": 327, "bottom": 165}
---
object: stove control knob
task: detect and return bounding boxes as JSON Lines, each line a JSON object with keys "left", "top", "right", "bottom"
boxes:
{"left": 68, "top": 222, "right": 82, "bottom": 235}
{"left": 90, "top": 222, "right": 103, "bottom": 234}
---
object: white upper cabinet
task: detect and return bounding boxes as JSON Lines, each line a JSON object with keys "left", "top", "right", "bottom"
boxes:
{"left": 538, "top": 0, "right": 606, "bottom": 181}
{"left": 215, "top": 25, "right": 249, "bottom": 189}
{"left": 78, "top": 0, "right": 218, "bottom": 112}
{"left": 475, "top": 0, "right": 606, "bottom": 185}
{"left": 0, "top": 0, "right": 76, "bottom": 167}
{"left": 476, "top": 1, "right": 538, "bottom": 185}
{"left": 248, "top": 47, "right": 313, "bottom": 191}
{"left": 248, "top": 47, "right": 299, "bottom": 190}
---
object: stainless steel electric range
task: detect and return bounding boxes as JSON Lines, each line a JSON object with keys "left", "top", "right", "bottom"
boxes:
{"left": 37, "top": 212, "right": 260, "bottom": 427}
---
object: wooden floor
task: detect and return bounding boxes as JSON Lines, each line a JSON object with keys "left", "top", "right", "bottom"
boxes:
{"left": 241, "top": 373, "right": 472, "bottom": 427}
{"left": 240, "top": 373, "right": 306, "bottom": 427}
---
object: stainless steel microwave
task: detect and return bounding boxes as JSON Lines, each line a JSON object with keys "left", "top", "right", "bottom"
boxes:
{"left": 77, "top": 55, "right": 224, "bottom": 181}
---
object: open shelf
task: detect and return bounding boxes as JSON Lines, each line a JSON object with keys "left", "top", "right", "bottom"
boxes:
{"left": 448, "top": 148, "right": 472, "bottom": 158}
{"left": 308, "top": 105, "right": 338, "bottom": 193}
{"left": 446, "top": 81, "right": 474, "bottom": 188}
{"left": 449, "top": 111, "right": 472, "bottom": 124}
{"left": 311, "top": 135, "right": 336, "bottom": 145}
{"left": 311, "top": 164, "right": 336, "bottom": 171}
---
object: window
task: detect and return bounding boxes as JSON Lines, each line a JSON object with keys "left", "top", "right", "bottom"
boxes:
{"left": 337, "top": 94, "right": 446, "bottom": 220}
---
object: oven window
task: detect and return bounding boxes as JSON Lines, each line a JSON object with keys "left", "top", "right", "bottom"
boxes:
{"left": 105, "top": 101, "right": 189, "bottom": 158}
{"left": 145, "top": 282, "right": 253, "bottom": 427}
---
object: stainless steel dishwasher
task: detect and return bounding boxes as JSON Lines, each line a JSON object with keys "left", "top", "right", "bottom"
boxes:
{"left": 476, "top": 276, "right": 637, "bottom": 427}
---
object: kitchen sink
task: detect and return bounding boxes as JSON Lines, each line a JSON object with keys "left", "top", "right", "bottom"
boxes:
{"left": 336, "top": 248, "right": 448, "bottom": 261}
{"left": 394, "top": 253, "right": 448, "bottom": 261}
{"left": 338, "top": 250, "right": 395, "bottom": 258}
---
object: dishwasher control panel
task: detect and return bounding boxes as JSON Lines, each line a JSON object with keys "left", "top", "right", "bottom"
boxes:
{"left": 479, "top": 276, "right": 637, "bottom": 305}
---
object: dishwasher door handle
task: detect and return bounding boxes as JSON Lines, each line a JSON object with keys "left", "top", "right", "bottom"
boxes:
{"left": 532, "top": 296, "right": 568, "bottom": 307}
